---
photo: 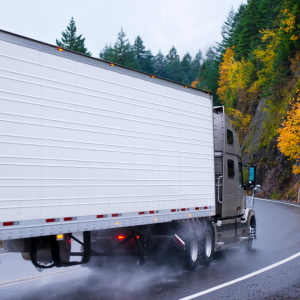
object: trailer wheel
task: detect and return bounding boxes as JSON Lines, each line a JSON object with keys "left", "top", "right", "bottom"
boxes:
{"left": 184, "top": 234, "right": 199, "bottom": 270}
{"left": 198, "top": 226, "right": 213, "bottom": 266}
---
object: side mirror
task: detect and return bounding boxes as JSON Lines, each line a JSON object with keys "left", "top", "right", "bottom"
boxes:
{"left": 254, "top": 184, "right": 261, "bottom": 192}
{"left": 249, "top": 166, "right": 256, "bottom": 187}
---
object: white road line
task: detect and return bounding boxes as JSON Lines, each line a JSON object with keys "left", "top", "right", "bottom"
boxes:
{"left": 179, "top": 252, "right": 300, "bottom": 300}
{"left": 255, "top": 197, "right": 300, "bottom": 208}
{"left": 179, "top": 197, "right": 300, "bottom": 300}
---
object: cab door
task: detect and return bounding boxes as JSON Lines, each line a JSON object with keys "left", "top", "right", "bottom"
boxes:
{"left": 222, "top": 155, "right": 239, "bottom": 218}
{"left": 238, "top": 162, "right": 246, "bottom": 215}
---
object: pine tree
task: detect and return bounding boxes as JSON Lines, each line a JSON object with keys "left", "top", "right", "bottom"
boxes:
{"left": 143, "top": 50, "right": 155, "bottom": 74}
{"left": 258, "top": 0, "right": 282, "bottom": 30}
{"left": 56, "top": 17, "right": 91, "bottom": 56}
{"left": 181, "top": 52, "right": 192, "bottom": 84}
{"left": 99, "top": 44, "right": 114, "bottom": 61}
{"left": 191, "top": 50, "right": 203, "bottom": 80}
{"left": 133, "top": 36, "right": 146, "bottom": 71}
{"left": 133, "top": 36, "right": 154, "bottom": 73}
{"left": 215, "top": 7, "right": 236, "bottom": 56}
{"left": 166, "top": 46, "right": 180, "bottom": 62}
{"left": 236, "top": 0, "right": 260, "bottom": 58}
{"left": 112, "top": 28, "right": 137, "bottom": 69}
{"left": 182, "top": 73, "right": 190, "bottom": 85}
{"left": 231, "top": 4, "right": 247, "bottom": 55}
{"left": 154, "top": 50, "right": 166, "bottom": 78}
{"left": 165, "top": 46, "right": 182, "bottom": 82}
{"left": 197, "top": 48, "right": 220, "bottom": 104}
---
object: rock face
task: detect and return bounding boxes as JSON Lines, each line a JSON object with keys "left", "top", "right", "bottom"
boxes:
{"left": 241, "top": 94, "right": 299, "bottom": 201}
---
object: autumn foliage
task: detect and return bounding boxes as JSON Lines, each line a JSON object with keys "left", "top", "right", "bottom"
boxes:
{"left": 217, "top": 47, "right": 253, "bottom": 110}
{"left": 278, "top": 96, "right": 300, "bottom": 174}
{"left": 191, "top": 80, "right": 199, "bottom": 88}
{"left": 226, "top": 108, "right": 252, "bottom": 143}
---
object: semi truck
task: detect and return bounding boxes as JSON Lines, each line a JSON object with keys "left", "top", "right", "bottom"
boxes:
{"left": 0, "top": 29, "right": 259, "bottom": 271}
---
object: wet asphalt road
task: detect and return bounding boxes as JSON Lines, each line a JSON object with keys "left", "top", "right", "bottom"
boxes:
{"left": 1, "top": 198, "right": 300, "bottom": 300}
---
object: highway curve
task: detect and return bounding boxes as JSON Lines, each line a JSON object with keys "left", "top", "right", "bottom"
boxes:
{"left": 1, "top": 198, "right": 300, "bottom": 300}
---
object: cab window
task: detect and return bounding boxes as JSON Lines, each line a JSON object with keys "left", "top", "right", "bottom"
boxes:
{"left": 228, "top": 160, "right": 235, "bottom": 178}
{"left": 227, "top": 129, "right": 233, "bottom": 145}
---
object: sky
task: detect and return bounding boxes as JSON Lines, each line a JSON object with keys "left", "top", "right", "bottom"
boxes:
{"left": 0, "top": 0, "right": 245, "bottom": 59}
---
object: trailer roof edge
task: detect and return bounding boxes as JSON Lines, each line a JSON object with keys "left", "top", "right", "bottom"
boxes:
{"left": 0, "top": 29, "right": 212, "bottom": 101}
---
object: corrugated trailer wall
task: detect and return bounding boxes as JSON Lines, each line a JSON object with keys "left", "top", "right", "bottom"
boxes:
{"left": 0, "top": 31, "right": 215, "bottom": 240}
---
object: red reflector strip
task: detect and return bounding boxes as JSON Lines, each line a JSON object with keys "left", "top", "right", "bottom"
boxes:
{"left": 204, "top": 206, "right": 208, "bottom": 209}
{"left": 174, "top": 234, "right": 185, "bottom": 246}
{"left": 139, "top": 212, "right": 144, "bottom": 215}
{"left": 149, "top": 211, "right": 154, "bottom": 214}
{"left": 3, "top": 222, "right": 13, "bottom": 226}
{"left": 97, "top": 215, "right": 104, "bottom": 218}
{"left": 181, "top": 208, "right": 186, "bottom": 211}
{"left": 112, "top": 214, "right": 118, "bottom": 217}
{"left": 195, "top": 207, "right": 199, "bottom": 210}
{"left": 64, "top": 217, "right": 72, "bottom": 221}
{"left": 171, "top": 209, "right": 176, "bottom": 212}
{"left": 46, "top": 218, "right": 55, "bottom": 223}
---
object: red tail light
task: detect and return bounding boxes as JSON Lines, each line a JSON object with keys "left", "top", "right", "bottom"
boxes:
{"left": 3, "top": 222, "right": 13, "bottom": 226}
{"left": 118, "top": 235, "right": 125, "bottom": 240}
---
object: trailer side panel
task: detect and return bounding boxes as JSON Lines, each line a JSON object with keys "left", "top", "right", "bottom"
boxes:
{"left": 0, "top": 33, "right": 215, "bottom": 240}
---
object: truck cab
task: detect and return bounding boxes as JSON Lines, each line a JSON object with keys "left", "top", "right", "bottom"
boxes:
{"left": 213, "top": 106, "right": 256, "bottom": 251}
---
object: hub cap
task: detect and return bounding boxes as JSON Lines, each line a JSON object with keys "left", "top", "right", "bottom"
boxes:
{"left": 190, "top": 235, "right": 198, "bottom": 262}
{"left": 205, "top": 231, "right": 212, "bottom": 257}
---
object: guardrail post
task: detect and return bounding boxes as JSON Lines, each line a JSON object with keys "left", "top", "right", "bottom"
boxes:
{"left": 298, "top": 187, "right": 300, "bottom": 203}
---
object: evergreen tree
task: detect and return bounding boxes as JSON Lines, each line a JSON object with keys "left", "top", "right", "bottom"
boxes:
{"left": 235, "top": 0, "right": 261, "bottom": 58}
{"left": 165, "top": 46, "right": 182, "bottom": 82}
{"left": 133, "top": 36, "right": 146, "bottom": 71}
{"left": 166, "top": 46, "right": 180, "bottom": 62}
{"left": 133, "top": 36, "right": 154, "bottom": 73}
{"left": 258, "top": 0, "right": 282, "bottom": 30}
{"left": 143, "top": 50, "right": 155, "bottom": 74}
{"left": 191, "top": 50, "right": 203, "bottom": 80}
{"left": 56, "top": 17, "right": 91, "bottom": 56}
{"left": 215, "top": 7, "right": 236, "bottom": 57}
{"left": 112, "top": 28, "right": 137, "bottom": 69}
{"left": 197, "top": 47, "right": 220, "bottom": 105}
{"left": 181, "top": 52, "right": 192, "bottom": 84}
{"left": 154, "top": 50, "right": 166, "bottom": 78}
{"left": 231, "top": 4, "right": 247, "bottom": 55}
{"left": 99, "top": 44, "right": 114, "bottom": 61}
{"left": 182, "top": 73, "right": 190, "bottom": 85}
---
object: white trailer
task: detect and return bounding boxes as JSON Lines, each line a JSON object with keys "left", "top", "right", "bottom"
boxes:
{"left": 0, "top": 30, "right": 258, "bottom": 270}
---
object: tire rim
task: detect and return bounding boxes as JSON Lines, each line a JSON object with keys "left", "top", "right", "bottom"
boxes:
{"left": 190, "top": 235, "right": 198, "bottom": 262}
{"left": 205, "top": 231, "right": 212, "bottom": 257}
{"left": 248, "top": 226, "right": 253, "bottom": 249}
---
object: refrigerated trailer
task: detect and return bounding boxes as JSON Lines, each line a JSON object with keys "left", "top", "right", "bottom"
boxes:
{"left": 0, "top": 30, "right": 258, "bottom": 270}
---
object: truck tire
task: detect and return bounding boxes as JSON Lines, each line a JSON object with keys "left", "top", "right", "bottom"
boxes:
{"left": 245, "top": 216, "right": 256, "bottom": 251}
{"left": 198, "top": 226, "right": 213, "bottom": 266}
{"left": 184, "top": 233, "right": 199, "bottom": 270}
{"left": 246, "top": 225, "right": 253, "bottom": 251}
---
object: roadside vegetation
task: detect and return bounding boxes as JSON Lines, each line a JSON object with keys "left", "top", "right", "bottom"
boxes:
{"left": 56, "top": 0, "right": 300, "bottom": 200}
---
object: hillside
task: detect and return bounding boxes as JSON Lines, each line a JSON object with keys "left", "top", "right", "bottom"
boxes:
{"left": 200, "top": 0, "right": 300, "bottom": 200}
{"left": 242, "top": 52, "right": 300, "bottom": 200}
